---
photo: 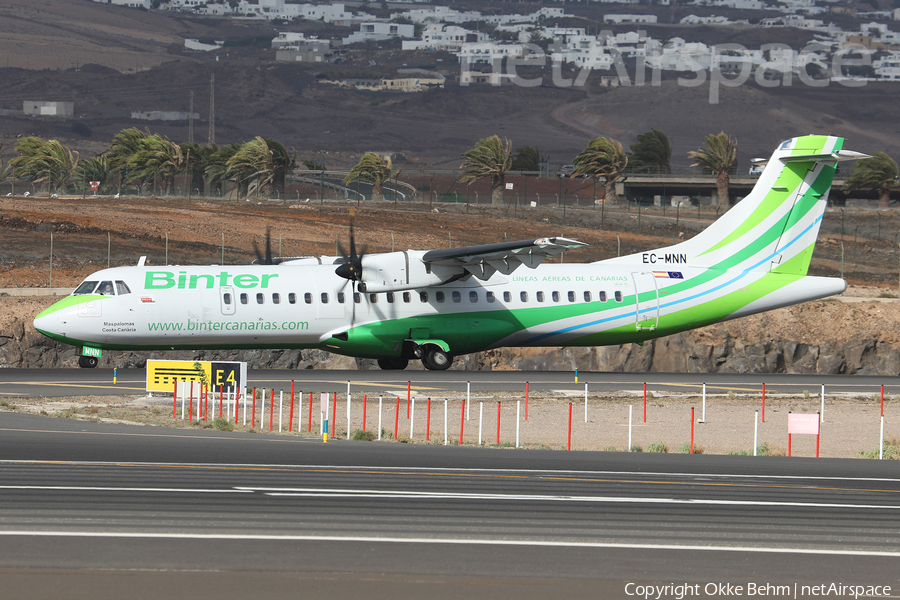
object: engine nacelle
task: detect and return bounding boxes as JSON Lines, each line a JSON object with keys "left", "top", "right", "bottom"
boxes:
{"left": 357, "top": 251, "right": 459, "bottom": 293}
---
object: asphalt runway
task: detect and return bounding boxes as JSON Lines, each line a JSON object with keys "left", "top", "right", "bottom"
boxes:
{"left": 2, "top": 367, "right": 900, "bottom": 398}
{"left": 1, "top": 410, "right": 899, "bottom": 600}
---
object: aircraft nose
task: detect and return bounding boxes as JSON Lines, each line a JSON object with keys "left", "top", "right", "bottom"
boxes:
{"left": 33, "top": 300, "right": 67, "bottom": 338}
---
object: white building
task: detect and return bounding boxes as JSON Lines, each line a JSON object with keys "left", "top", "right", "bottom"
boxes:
{"left": 874, "top": 54, "right": 900, "bottom": 80}
{"left": 604, "top": 14, "right": 657, "bottom": 24}
{"left": 401, "top": 25, "right": 487, "bottom": 51}
{"left": 23, "top": 101, "right": 74, "bottom": 117}
{"left": 343, "top": 22, "right": 415, "bottom": 45}
{"left": 680, "top": 14, "right": 732, "bottom": 25}
{"left": 457, "top": 42, "right": 524, "bottom": 65}
{"left": 94, "top": 0, "right": 151, "bottom": 7}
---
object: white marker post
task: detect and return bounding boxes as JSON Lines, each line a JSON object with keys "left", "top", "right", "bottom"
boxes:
{"left": 880, "top": 415, "right": 885, "bottom": 460}
{"left": 279, "top": 391, "right": 283, "bottom": 433}
{"left": 347, "top": 392, "right": 352, "bottom": 440}
{"left": 584, "top": 383, "right": 588, "bottom": 423}
{"left": 516, "top": 400, "right": 521, "bottom": 448}
{"left": 821, "top": 384, "right": 825, "bottom": 423}
{"left": 260, "top": 389, "right": 265, "bottom": 430}
{"left": 754, "top": 410, "right": 759, "bottom": 456}
{"left": 410, "top": 398, "right": 415, "bottom": 439}
{"left": 628, "top": 405, "right": 633, "bottom": 451}
{"left": 243, "top": 387, "right": 247, "bottom": 426}
{"left": 181, "top": 383, "right": 186, "bottom": 420}
{"left": 444, "top": 400, "right": 448, "bottom": 446}
{"left": 378, "top": 396, "right": 383, "bottom": 441}
{"left": 701, "top": 383, "right": 706, "bottom": 423}
{"left": 319, "top": 392, "right": 327, "bottom": 436}
{"left": 478, "top": 401, "right": 484, "bottom": 446}
{"left": 297, "top": 391, "right": 302, "bottom": 433}
{"left": 466, "top": 381, "right": 471, "bottom": 421}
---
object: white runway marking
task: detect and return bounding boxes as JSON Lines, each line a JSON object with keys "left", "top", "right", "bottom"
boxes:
{"left": 0, "top": 530, "right": 897, "bottom": 558}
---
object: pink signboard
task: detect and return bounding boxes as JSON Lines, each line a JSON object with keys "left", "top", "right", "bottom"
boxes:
{"left": 788, "top": 413, "right": 820, "bottom": 435}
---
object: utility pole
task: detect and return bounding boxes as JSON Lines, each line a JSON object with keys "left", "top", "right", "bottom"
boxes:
{"left": 208, "top": 73, "right": 215, "bottom": 145}
{"left": 189, "top": 90, "right": 194, "bottom": 144}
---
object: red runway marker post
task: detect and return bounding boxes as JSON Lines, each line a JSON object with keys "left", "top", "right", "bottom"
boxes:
{"left": 881, "top": 384, "right": 884, "bottom": 417}
{"left": 332, "top": 392, "right": 337, "bottom": 436}
{"left": 173, "top": 380, "right": 177, "bottom": 419}
{"left": 234, "top": 386, "right": 239, "bottom": 424}
{"left": 394, "top": 396, "right": 400, "bottom": 441}
{"left": 643, "top": 382, "right": 647, "bottom": 423}
{"left": 407, "top": 381, "right": 411, "bottom": 419}
{"left": 567, "top": 403, "right": 572, "bottom": 451}
{"left": 426, "top": 397, "right": 431, "bottom": 442}
{"left": 251, "top": 388, "right": 256, "bottom": 426}
{"left": 308, "top": 392, "right": 313, "bottom": 432}
{"left": 219, "top": 385, "right": 223, "bottom": 417}
{"left": 459, "top": 399, "right": 465, "bottom": 446}
{"left": 363, "top": 394, "right": 367, "bottom": 432}
{"left": 496, "top": 402, "right": 501, "bottom": 445}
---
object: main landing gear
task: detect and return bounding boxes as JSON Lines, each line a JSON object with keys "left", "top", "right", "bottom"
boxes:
{"left": 422, "top": 348, "right": 452, "bottom": 371}
{"left": 376, "top": 343, "right": 454, "bottom": 371}
{"left": 78, "top": 355, "right": 99, "bottom": 368}
{"left": 376, "top": 357, "right": 409, "bottom": 370}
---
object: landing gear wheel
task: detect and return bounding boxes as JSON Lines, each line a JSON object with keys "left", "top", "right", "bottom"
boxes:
{"left": 78, "top": 355, "right": 99, "bottom": 369}
{"left": 422, "top": 349, "right": 452, "bottom": 371}
{"left": 377, "top": 357, "right": 409, "bottom": 371}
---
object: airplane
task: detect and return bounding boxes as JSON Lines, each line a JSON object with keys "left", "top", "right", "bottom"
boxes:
{"left": 34, "top": 135, "right": 867, "bottom": 370}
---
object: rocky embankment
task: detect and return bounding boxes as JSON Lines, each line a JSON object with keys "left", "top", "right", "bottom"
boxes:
{"left": 3, "top": 293, "right": 899, "bottom": 375}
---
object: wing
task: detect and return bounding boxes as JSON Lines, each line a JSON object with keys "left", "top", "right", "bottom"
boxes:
{"left": 422, "top": 237, "right": 587, "bottom": 281}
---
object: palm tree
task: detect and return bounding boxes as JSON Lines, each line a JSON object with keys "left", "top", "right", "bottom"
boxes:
{"left": 205, "top": 144, "right": 240, "bottom": 197}
{"left": 689, "top": 132, "right": 738, "bottom": 206}
{"left": 573, "top": 137, "right": 628, "bottom": 205}
{"left": 105, "top": 127, "right": 151, "bottom": 192}
{"left": 460, "top": 135, "right": 512, "bottom": 206}
{"left": 265, "top": 138, "right": 296, "bottom": 199}
{"left": 628, "top": 129, "right": 672, "bottom": 173}
{"left": 844, "top": 152, "right": 898, "bottom": 209}
{"left": 180, "top": 142, "right": 215, "bottom": 196}
{"left": 511, "top": 145, "right": 548, "bottom": 172}
{"left": 75, "top": 156, "right": 112, "bottom": 194}
{"left": 343, "top": 153, "right": 401, "bottom": 201}
{"left": 227, "top": 137, "right": 276, "bottom": 198}
{"left": 9, "top": 137, "right": 80, "bottom": 195}
{"left": 127, "top": 134, "right": 186, "bottom": 196}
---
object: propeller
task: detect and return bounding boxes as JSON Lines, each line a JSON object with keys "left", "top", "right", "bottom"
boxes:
{"left": 335, "top": 222, "right": 367, "bottom": 289}
{"left": 252, "top": 227, "right": 281, "bottom": 265}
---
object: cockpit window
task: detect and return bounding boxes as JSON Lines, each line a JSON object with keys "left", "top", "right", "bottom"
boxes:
{"left": 116, "top": 281, "right": 131, "bottom": 295}
{"left": 96, "top": 281, "right": 115, "bottom": 296}
{"left": 73, "top": 281, "right": 98, "bottom": 295}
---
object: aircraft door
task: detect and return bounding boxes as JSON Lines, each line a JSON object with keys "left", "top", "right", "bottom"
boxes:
{"left": 220, "top": 286, "right": 235, "bottom": 315}
{"left": 631, "top": 272, "right": 659, "bottom": 331}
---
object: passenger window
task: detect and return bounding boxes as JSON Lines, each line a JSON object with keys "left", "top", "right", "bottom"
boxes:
{"left": 615, "top": 291, "right": 623, "bottom": 302}
{"left": 520, "top": 291, "right": 528, "bottom": 302}
{"left": 469, "top": 291, "right": 478, "bottom": 302}
{"left": 599, "top": 291, "right": 607, "bottom": 302}
{"left": 240, "top": 293, "right": 248, "bottom": 305}
{"left": 503, "top": 291, "right": 511, "bottom": 302}
{"left": 386, "top": 292, "right": 394, "bottom": 303}
{"left": 536, "top": 291, "right": 545, "bottom": 303}
{"left": 452, "top": 291, "right": 461, "bottom": 303}
{"left": 369, "top": 294, "right": 378, "bottom": 303}
{"left": 552, "top": 291, "right": 560, "bottom": 303}
{"left": 116, "top": 281, "right": 131, "bottom": 295}
{"left": 337, "top": 292, "right": 345, "bottom": 304}
{"left": 256, "top": 293, "right": 264, "bottom": 304}
{"left": 403, "top": 292, "right": 411, "bottom": 303}
{"left": 486, "top": 291, "right": 495, "bottom": 303}
{"left": 584, "top": 291, "right": 591, "bottom": 302}
{"left": 305, "top": 293, "right": 312, "bottom": 304}
{"left": 568, "top": 291, "right": 575, "bottom": 303}
{"left": 272, "top": 293, "right": 280, "bottom": 304}
{"left": 289, "top": 293, "right": 296, "bottom": 304}
{"left": 436, "top": 291, "right": 445, "bottom": 303}
{"left": 321, "top": 293, "right": 329, "bottom": 304}
{"left": 224, "top": 293, "right": 232, "bottom": 305}
{"left": 97, "top": 281, "right": 115, "bottom": 296}
{"left": 419, "top": 291, "right": 428, "bottom": 303}
{"left": 354, "top": 292, "right": 361, "bottom": 304}
{"left": 73, "top": 281, "right": 98, "bottom": 295}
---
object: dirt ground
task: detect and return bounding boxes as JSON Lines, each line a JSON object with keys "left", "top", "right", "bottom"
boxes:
{"left": 2, "top": 391, "right": 896, "bottom": 460}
